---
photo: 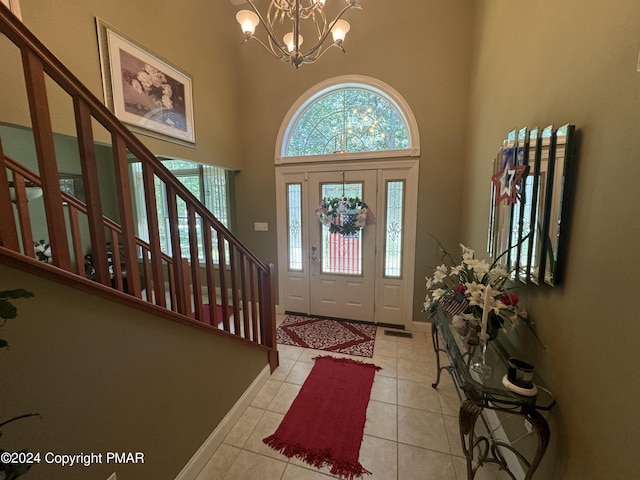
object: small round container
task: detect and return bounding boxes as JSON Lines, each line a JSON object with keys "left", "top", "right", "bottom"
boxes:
{"left": 507, "top": 357, "right": 535, "bottom": 389}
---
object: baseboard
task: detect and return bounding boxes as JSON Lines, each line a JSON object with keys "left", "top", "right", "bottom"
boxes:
{"left": 174, "top": 364, "right": 271, "bottom": 480}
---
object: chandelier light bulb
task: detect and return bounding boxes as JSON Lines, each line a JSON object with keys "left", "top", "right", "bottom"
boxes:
{"left": 283, "top": 32, "right": 304, "bottom": 53}
{"left": 236, "top": 10, "right": 259, "bottom": 36}
{"left": 331, "top": 19, "right": 350, "bottom": 43}
{"left": 236, "top": 0, "right": 362, "bottom": 68}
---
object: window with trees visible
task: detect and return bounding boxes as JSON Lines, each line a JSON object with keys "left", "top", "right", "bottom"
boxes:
{"left": 130, "top": 159, "right": 231, "bottom": 263}
{"left": 285, "top": 86, "right": 411, "bottom": 157}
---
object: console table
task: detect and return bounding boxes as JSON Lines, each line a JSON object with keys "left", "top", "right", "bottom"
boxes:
{"left": 430, "top": 310, "right": 556, "bottom": 479}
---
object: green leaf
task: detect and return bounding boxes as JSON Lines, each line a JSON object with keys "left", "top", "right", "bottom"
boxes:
{"left": 0, "top": 449, "right": 32, "bottom": 478}
{"left": 0, "top": 414, "right": 40, "bottom": 430}
{"left": 0, "top": 289, "right": 34, "bottom": 300}
{"left": 0, "top": 301, "right": 18, "bottom": 320}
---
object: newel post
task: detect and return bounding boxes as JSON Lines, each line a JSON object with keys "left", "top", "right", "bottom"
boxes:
{"left": 262, "top": 263, "right": 279, "bottom": 372}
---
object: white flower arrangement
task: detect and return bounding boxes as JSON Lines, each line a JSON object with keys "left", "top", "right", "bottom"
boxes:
{"left": 34, "top": 239, "right": 51, "bottom": 263}
{"left": 424, "top": 238, "right": 529, "bottom": 338}
{"left": 316, "top": 197, "right": 368, "bottom": 237}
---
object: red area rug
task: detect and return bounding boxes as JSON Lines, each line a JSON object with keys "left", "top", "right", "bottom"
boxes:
{"left": 264, "top": 356, "right": 381, "bottom": 479}
{"left": 277, "top": 314, "right": 377, "bottom": 358}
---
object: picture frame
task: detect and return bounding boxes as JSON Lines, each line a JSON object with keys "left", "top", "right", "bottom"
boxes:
{"left": 59, "top": 173, "right": 84, "bottom": 204}
{"left": 1, "top": 0, "right": 22, "bottom": 20}
{"left": 96, "top": 19, "right": 196, "bottom": 146}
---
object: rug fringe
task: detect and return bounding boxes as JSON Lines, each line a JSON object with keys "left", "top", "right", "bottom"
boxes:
{"left": 263, "top": 435, "right": 372, "bottom": 479}
{"left": 313, "top": 355, "right": 382, "bottom": 371}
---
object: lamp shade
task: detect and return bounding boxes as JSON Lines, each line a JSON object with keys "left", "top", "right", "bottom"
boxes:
{"left": 9, "top": 184, "right": 43, "bottom": 202}
{"left": 283, "top": 32, "right": 304, "bottom": 53}
{"left": 236, "top": 10, "right": 259, "bottom": 35}
{"left": 331, "top": 19, "right": 350, "bottom": 43}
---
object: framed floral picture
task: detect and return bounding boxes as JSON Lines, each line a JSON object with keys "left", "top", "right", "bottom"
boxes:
{"left": 96, "top": 19, "right": 196, "bottom": 146}
{"left": 1, "top": 0, "right": 22, "bottom": 20}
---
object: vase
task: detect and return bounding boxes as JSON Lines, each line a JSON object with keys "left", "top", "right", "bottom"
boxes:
{"left": 471, "top": 334, "right": 492, "bottom": 376}
{"left": 453, "top": 311, "right": 501, "bottom": 346}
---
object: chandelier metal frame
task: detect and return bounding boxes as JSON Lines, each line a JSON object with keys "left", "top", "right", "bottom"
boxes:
{"left": 236, "top": 0, "right": 362, "bottom": 68}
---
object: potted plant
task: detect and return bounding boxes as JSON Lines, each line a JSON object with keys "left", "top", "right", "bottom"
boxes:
{"left": 424, "top": 238, "right": 531, "bottom": 346}
{"left": 1, "top": 288, "right": 38, "bottom": 479}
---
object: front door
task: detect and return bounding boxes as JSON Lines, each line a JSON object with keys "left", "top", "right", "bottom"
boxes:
{"left": 307, "top": 170, "right": 377, "bottom": 321}
{"left": 276, "top": 160, "right": 418, "bottom": 328}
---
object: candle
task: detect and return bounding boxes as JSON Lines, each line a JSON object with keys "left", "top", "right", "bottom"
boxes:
{"left": 480, "top": 285, "right": 491, "bottom": 338}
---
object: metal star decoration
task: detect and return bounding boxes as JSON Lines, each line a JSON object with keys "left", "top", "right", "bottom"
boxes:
{"left": 491, "top": 148, "right": 528, "bottom": 205}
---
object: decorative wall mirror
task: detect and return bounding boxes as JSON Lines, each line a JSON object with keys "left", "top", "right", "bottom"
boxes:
{"left": 543, "top": 124, "right": 575, "bottom": 285}
{"left": 531, "top": 125, "right": 554, "bottom": 285}
{"left": 513, "top": 126, "right": 529, "bottom": 281}
{"left": 524, "top": 127, "right": 541, "bottom": 283}
{"left": 488, "top": 129, "right": 517, "bottom": 269}
{"left": 489, "top": 124, "right": 576, "bottom": 286}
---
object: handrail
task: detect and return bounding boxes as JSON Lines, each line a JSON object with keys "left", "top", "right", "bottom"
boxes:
{"left": 0, "top": 2, "right": 278, "bottom": 371}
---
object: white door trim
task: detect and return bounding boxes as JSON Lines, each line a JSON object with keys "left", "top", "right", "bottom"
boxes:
{"left": 274, "top": 75, "right": 421, "bottom": 164}
{"left": 275, "top": 159, "right": 418, "bottom": 329}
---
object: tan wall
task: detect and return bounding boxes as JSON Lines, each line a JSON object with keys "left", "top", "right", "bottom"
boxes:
{"left": 463, "top": 0, "right": 640, "bottom": 478}
{"left": 0, "top": 0, "right": 243, "bottom": 169}
{"left": 1, "top": 0, "right": 475, "bottom": 320}
{"left": 232, "top": 0, "right": 475, "bottom": 318}
{"left": 5, "top": 0, "right": 640, "bottom": 477}
{"left": 0, "top": 264, "right": 267, "bottom": 480}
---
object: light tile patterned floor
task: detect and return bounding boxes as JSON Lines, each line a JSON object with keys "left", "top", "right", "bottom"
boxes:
{"left": 195, "top": 315, "right": 507, "bottom": 480}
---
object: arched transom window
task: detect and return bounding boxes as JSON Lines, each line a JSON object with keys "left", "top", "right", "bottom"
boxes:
{"left": 277, "top": 75, "right": 420, "bottom": 163}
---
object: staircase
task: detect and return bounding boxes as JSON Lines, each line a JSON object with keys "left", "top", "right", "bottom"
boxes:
{"left": 0, "top": 3, "right": 278, "bottom": 371}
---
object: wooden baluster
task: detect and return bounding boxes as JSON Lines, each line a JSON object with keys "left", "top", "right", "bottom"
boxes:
{"left": 141, "top": 246, "right": 153, "bottom": 302}
{"left": 112, "top": 134, "right": 141, "bottom": 298}
{"left": 21, "top": 49, "right": 70, "bottom": 270}
{"left": 217, "top": 231, "right": 230, "bottom": 332}
{"left": 110, "top": 229, "right": 123, "bottom": 291}
{"left": 0, "top": 138, "right": 20, "bottom": 251}
{"left": 187, "top": 204, "right": 203, "bottom": 321}
{"left": 9, "top": 174, "right": 34, "bottom": 258}
{"left": 166, "top": 185, "right": 186, "bottom": 315}
{"left": 73, "top": 96, "right": 109, "bottom": 285}
{"left": 167, "top": 260, "right": 176, "bottom": 310}
{"left": 202, "top": 222, "right": 217, "bottom": 327}
{"left": 261, "top": 264, "right": 278, "bottom": 371}
{"left": 240, "top": 254, "right": 250, "bottom": 339}
{"left": 181, "top": 258, "right": 193, "bottom": 318}
{"left": 141, "top": 162, "right": 166, "bottom": 307}
{"left": 250, "top": 264, "right": 259, "bottom": 343}
{"left": 67, "top": 206, "right": 84, "bottom": 275}
{"left": 229, "top": 243, "right": 241, "bottom": 335}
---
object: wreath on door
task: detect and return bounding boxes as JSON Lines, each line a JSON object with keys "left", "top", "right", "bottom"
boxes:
{"left": 315, "top": 196, "right": 370, "bottom": 237}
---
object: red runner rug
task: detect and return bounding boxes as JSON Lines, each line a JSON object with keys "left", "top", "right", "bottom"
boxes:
{"left": 264, "top": 356, "right": 381, "bottom": 479}
{"left": 277, "top": 314, "right": 377, "bottom": 358}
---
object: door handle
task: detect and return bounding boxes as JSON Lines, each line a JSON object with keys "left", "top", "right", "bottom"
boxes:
{"left": 311, "top": 245, "right": 320, "bottom": 262}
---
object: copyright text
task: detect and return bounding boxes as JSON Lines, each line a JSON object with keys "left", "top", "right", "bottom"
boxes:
{"left": 1, "top": 451, "right": 145, "bottom": 467}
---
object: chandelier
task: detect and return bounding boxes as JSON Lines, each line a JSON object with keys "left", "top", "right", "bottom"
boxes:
{"left": 235, "top": 0, "right": 362, "bottom": 68}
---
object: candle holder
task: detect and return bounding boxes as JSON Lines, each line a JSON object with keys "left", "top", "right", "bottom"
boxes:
{"left": 471, "top": 333, "right": 491, "bottom": 376}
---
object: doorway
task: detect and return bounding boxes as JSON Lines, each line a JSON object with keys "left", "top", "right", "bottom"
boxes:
{"left": 275, "top": 160, "right": 418, "bottom": 329}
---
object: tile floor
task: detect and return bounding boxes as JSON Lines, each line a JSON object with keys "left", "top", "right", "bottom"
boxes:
{"left": 195, "top": 316, "right": 507, "bottom": 480}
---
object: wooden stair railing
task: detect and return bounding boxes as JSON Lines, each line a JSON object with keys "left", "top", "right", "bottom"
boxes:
{"left": 0, "top": 3, "right": 278, "bottom": 370}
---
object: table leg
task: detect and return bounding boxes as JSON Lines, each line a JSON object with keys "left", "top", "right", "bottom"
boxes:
{"left": 459, "top": 398, "right": 550, "bottom": 479}
{"left": 431, "top": 319, "right": 451, "bottom": 388}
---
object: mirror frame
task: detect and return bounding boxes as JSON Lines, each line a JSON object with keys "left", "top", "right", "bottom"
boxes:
{"left": 489, "top": 124, "right": 576, "bottom": 286}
